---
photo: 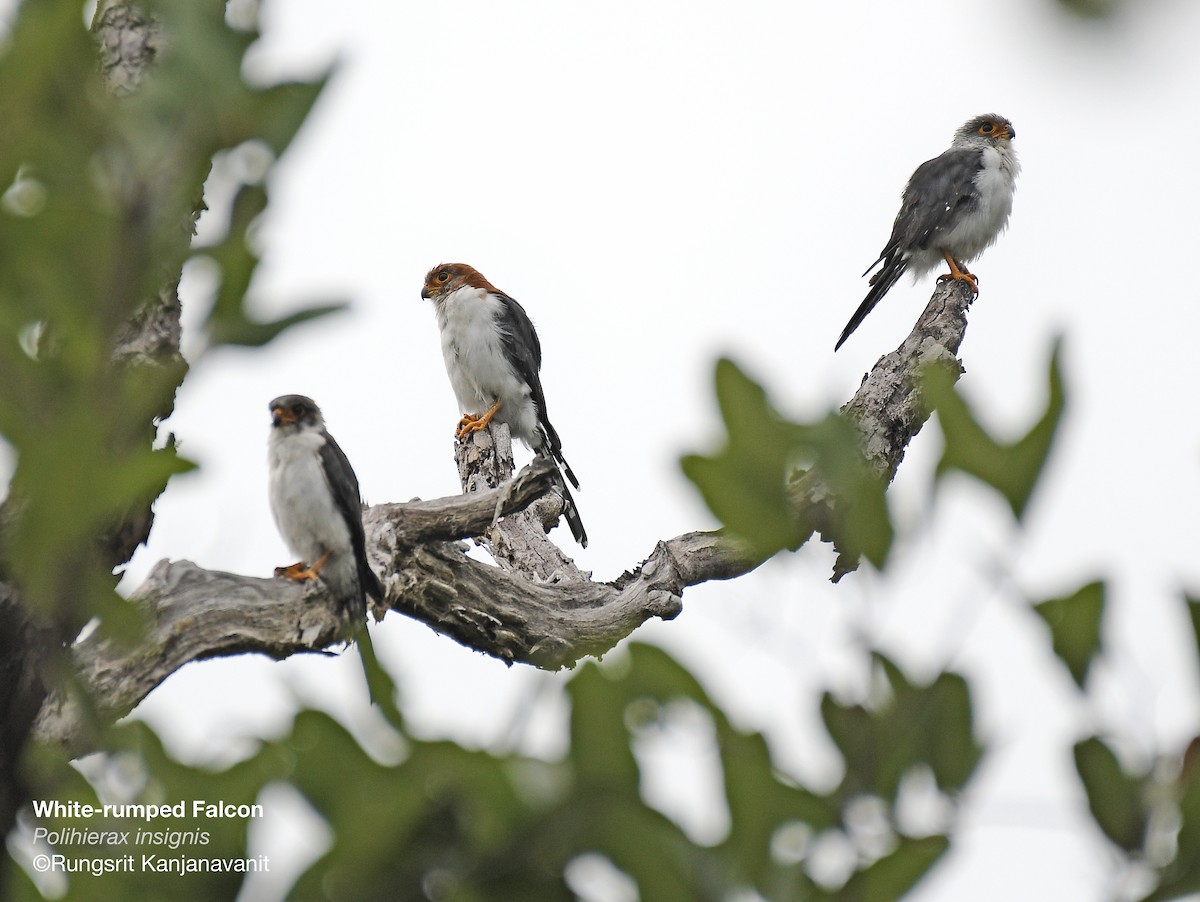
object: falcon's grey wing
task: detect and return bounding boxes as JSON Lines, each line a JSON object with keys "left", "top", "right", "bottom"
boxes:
{"left": 318, "top": 432, "right": 384, "bottom": 605}
{"left": 494, "top": 291, "right": 588, "bottom": 547}
{"left": 494, "top": 293, "right": 577, "bottom": 485}
{"left": 892, "top": 148, "right": 985, "bottom": 256}
{"left": 835, "top": 148, "right": 984, "bottom": 351}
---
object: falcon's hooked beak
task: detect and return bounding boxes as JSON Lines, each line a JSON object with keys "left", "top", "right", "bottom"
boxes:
{"left": 999, "top": 123, "right": 1015, "bottom": 140}
{"left": 420, "top": 285, "right": 433, "bottom": 300}
{"left": 271, "top": 405, "right": 297, "bottom": 427}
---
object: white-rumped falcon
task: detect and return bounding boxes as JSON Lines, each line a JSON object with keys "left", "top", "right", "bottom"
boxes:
{"left": 835, "top": 113, "right": 1019, "bottom": 350}
{"left": 267, "top": 394, "right": 383, "bottom": 619}
{"left": 421, "top": 263, "right": 587, "bottom": 548}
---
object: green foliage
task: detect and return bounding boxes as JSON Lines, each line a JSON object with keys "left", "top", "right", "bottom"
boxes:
{"left": 926, "top": 339, "right": 1066, "bottom": 521}
{"left": 682, "top": 358, "right": 892, "bottom": 566}
{"left": 1032, "top": 580, "right": 1105, "bottom": 689}
{"left": 1186, "top": 595, "right": 1200, "bottom": 661}
{"left": 9, "top": 644, "right": 974, "bottom": 900}
{"left": 0, "top": 0, "right": 335, "bottom": 632}
{"left": 821, "top": 655, "right": 981, "bottom": 807}
{"left": 1149, "top": 747, "right": 1200, "bottom": 901}
{"left": 1039, "top": 590, "right": 1200, "bottom": 902}
{"left": 1057, "top": 0, "right": 1118, "bottom": 18}
{"left": 0, "top": 2, "right": 1190, "bottom": 901}
{"left": 682, "top": 343, "right": 1065, "bottom": 574}
{"left": 14, "top": 721, "right": 272, "bottom": 901}
{"left": 1073, "top": 737, "right": 1148, "bottom": 854}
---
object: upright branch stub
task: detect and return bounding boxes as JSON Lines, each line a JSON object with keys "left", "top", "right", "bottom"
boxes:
{"left": 93, "top": 0, "right": 164, "bottom": 97}
{"left": 453, "top": 424, "right": 589, "bottom": 584}
{"left": 821, "top": 276, "right": 976, "bottom": 580}
{"left": 841, "top": 276, "right": 974, "bottom": 478}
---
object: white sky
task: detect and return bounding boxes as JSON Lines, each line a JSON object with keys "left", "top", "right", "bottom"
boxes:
{"left": 105, "top": 0, "right": 1200, "bottom": 899}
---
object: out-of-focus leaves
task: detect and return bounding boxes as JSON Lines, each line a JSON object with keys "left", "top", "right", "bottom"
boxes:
{"left": 11, "top": 722, "right": 277, "bottom": 901}
{"left": 822, "top": 654, "right": 981, "bottom": 807}
{"left": 1143, "top": 742, "right": 1200, "bottom": 901}
{"left": 9, "top": 642, "right": 980, "bottom": 900}
{"left": 209, "top": 300, "right": 348, "bottom": 348}
{"left": 800, "top": 413, "right": 893, "bottom": 569}
{"left": 1073, "top": 737, "right": 1147, "bottom": 854}
{"left": 1185, "top": 595, "right": 1200, "bottom": 665}
{"left": 927, "top": 339, "right": 1065, "bottom": 520}
{"left": 682, "top": 359, "right": 892, "bottom": 565}
{"left": 839, "top": 835, "right": 950, "bottom": 901}
{"left": 0, "top": 0, "right": 335, "bottom": 636}
{"left": 568, "top": 659, "right": 641, "bottom": 789}
{"left": 1033, "top": 580, "right": 1105, "bottom": 689}
{"left": 1058, "top": 0, "right": 1117, "bottom": 19}
{"left": 682, "top": 358, "right": 811, "bottom": 554}
{"left": 722, "top": 728, "right": 839, "bottom": 884}
{"left": 200, "top": 176, "right": 347, "bottom": 349}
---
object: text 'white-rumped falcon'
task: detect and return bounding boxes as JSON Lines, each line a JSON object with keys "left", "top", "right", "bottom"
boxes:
{"left": 835, "top": 114, "right": 1019, "bottom": 351}
{"left": 421, "top": 263, "right": 587, "bottom": 548}
{"left": 267, "top": 395, "right": 383, "bottom": 619}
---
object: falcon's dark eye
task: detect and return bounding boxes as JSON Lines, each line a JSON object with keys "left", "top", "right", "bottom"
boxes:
{"left": 437, "top": 272, "right": 449, "bottom": 283}
{"left": 979, "top": 123, "right": 994, "bottom": 134}
{"left": 291, "top": 403, "right": 305, "bottom": 417}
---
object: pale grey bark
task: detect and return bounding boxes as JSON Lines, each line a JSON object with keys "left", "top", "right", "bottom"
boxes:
{"left": 32, "top": 239, "right": 976, "bottom": 759}
{"left": 93, "top": 0, "right": 164, "bottom": 98}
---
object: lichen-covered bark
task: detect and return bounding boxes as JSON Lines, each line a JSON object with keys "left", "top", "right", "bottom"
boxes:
{"left": 32, "top": 278, "right": 976, "bottom": 758}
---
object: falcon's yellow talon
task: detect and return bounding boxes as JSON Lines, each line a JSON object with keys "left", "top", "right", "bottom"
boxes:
{"left": 938, "top": 252, "right": 979, "bottom": 293}
{"left": 274, "top": 550, "right": 331, "bottom": 582}
{"left": 455, "top": 400, "right": 503, "bottom": 441}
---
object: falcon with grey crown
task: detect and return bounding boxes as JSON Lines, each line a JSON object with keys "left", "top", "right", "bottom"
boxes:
{"left": 835, "top": 113, "right": 1019, "bottom": 351}
{"left": 267, "top": 394, "right": 383, "bottom": 620}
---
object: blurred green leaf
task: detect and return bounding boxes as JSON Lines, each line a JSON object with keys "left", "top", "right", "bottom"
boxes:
{"left": 800, "top": 413, "right": 893, "bottom": 568}
{"left": 721, "top": 727, "right": 839, "bottom": 884}
{"left": 1058, "top": 0, "right": 1117, "bottom": 19}
{"left": 839, "top": 834, "right": 950, "bottom": 901}
{"left": 928, "top": 339, "right": 1065, "bottom": 520}
{"left": 0, "top": 0, "right": 332, "bottom": 637}
{"left": 12, "top": 721, "right": 279, "bottom": 901}
{"left": 201, "top": 178, "right": 346, "bottom": 348}
{"left": 682, "top": 358, "right": 810, "bottom": 554}
{"left": 568, "top": 659, "right": 642, "bottom": 789}
{"left": 9, "top": 641, "right": 983, "bottom": 900}
{"left": 1033, "top": 580, "right": 1105, "bottom": 689}
{"left": 1143, "top": 744, "right": 1200, "bottom": 900}
{"left": 1185, "top": 595, "right": 1200, "bottom": 665}
{"left": 822, "top": 655, "right": 981, "bottom": 808}
{"left": 1073, "top": 737, "right": 1147, "bottom": 855}
{"left": 209, "top": 301, "right": 348, "bottom": 348}
{"left": 683, "top": 359, "right": 892, "bottom": 565}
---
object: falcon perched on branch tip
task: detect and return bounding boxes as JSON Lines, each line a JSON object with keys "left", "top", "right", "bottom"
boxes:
{"left": 835, "top": 113, "right": 1019, "bottom": 351}
{"left": 421, "top": 263, "right": 587, "bottom": 548}
{"left": 267, "top": 394, "right": 383, "bottom": 620}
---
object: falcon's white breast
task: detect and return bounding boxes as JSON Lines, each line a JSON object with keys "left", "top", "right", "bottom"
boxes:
{"left": 433, "top": 284, "right": 539, "bottom": 445}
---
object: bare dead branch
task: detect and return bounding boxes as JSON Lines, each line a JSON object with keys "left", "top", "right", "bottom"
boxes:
{"left": 32, "top": 277, "right": 975, "bottom": 756}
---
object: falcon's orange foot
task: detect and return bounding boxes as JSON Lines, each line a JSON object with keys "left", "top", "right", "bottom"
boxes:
{"left": 274, "top": 550, "right": 331, "bottom": 582}
{"left": 937, "top": 253, "right": 979, "bottom": 294}
{"left": 455, "top": 400, "right": 503, "bottom": 441}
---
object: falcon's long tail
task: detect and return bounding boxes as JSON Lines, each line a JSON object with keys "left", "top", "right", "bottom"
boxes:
{"left": 556, "top": 471, "right": 588, "bottom": 548}
{"left": 538, "top": 423, "right": 587, "bottom": 547}
{"left": 835, "top": 253, "right": 909, "bottom": 351}
{"left": 359, "top": 560, "right": 385, "bottom": 609}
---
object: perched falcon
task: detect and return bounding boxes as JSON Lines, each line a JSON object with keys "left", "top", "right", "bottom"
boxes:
{"left": 267, "top": 394, "right": 383, "bottom": 620}
{"left": 420, "top": 263, "right": 587, "bottom": 547}
{"left": 835, "top": 113, "right": 1019, "bottom": 350}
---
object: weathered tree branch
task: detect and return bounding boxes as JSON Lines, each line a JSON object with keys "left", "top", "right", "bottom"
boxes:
{"left": 1, "top": 2, "right": 179, "bottom": 844}
{"left": 32, "top": 278, "right": 975, "bottom": 757}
